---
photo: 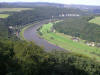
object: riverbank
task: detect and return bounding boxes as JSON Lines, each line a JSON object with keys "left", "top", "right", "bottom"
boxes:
{"left": 20, "top": 20, "right": 65, "bottom": 51}
{"left": 39, "top": 22, "right": 100, "bottom": 61}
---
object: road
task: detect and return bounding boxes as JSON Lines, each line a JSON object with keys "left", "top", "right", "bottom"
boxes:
{"left": 23, "top": 20, "right": 65, "bottom": 51}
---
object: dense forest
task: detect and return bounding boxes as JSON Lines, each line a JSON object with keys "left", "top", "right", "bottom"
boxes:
{"left": 1, "top": 40, "right": 100, "bottom": 75}
{"left": 0, "top": 19, "right": 8, "bottom": 38}
{"left": 5, "top": 7, "right": 86, "bottom": 26}
{"left": 53, "top": 16, "right": 100, "bottom": 43}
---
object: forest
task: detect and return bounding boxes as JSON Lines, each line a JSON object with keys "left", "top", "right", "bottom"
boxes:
{"left": 1, "top": 40, "right": 100, "bottom": 75}
{"left": 0, "top": 6, "right": 86, "bottom": 38}
{"left": 54, "top": 16, "right": 100, "bottom": 43}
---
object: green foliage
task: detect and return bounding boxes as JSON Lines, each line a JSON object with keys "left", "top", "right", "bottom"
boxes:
{"left": 89, "top": 16, "right": 100, "bottom": 25}
{"left": 49, "top": 51, "right": 100, "bottom": 75}
{"left": 38, "top": 22, "right": 100, "bottom": 61}
{"left": 0, "top": 40, "right": 22, "bottom": 75}
{"left": 5, "top": 6, "right": 85, "bottom": 26}
{"left": 54, "top": 17, "right": 100, "bottom": 43}
{"left": 1, "top": 5, "right": 100, "bottom": 75}
{"left": 0, "top": 8, "right": 32, "bottom": 13}
{"left": 0, "top": 14, "right": 9, "bottom": 18}
{"left": 1, "top": 40, "right": 100, "bottom": 75}
{"left": 0, "top": 20, "right": 8, "bottom": 38}
{"left": 0, "top": 6, "right": 87, "bottom": 39}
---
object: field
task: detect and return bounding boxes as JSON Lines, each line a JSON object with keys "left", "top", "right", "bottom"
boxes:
{"left": 39, "top": 22, "right": 100, "bottom": 61}
{"left": 89, "top": 17, "right": 100, "bottom": 25}
{"left": 0, "top": 14, "right": 9, "bottom": 18}
{"left": 0, "top": 8, "right": 32, "bottom": 12}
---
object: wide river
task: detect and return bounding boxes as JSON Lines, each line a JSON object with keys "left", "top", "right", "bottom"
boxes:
{"left": 24, "top": 20, "right": 66, "bottom": 51}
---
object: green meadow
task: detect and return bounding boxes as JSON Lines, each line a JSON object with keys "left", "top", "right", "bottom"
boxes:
{"left": 0, "top": 8, "right": 32, "bottom": 18}
{"left": 0, "top": 8, "right": 32, "bottom": 12}
{"left": 39, "top": 22, "right": 100, "bottom": 61}
{"left": 0, "top": 14, "right": 9, "bottom": 18}
{"left": 89, "top": 17, "right": 100, "bottom": 25}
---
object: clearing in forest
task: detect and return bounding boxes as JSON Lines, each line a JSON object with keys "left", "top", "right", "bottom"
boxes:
{"left": 0, "top": 8, "right": 32, "bottom": 12}
{"left": 0, "top": 14, "right": 9, "bottom": 18}
{"left": 89, "top": 17, "right": 100, "bottom": 25}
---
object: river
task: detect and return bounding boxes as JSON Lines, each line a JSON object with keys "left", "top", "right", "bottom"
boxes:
{"left": 24, "top": 20, "right": 66, "bottom": 51}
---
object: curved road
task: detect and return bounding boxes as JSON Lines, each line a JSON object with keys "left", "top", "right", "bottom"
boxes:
{"left": 24, "top": 20, "right": 65, "bottom": 51}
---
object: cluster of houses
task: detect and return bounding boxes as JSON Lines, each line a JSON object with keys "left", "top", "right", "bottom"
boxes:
{"left": 85, "top": 42, "right": 95, "bottom": 47}
{"left": 72, "top": 37, "right": 95, "bottom": 47}
{"left": 50, "top": 27, "right": 96, "bottom": 47}
{"left": 59, "top": 14, "right": 80, "bottom": 17}
{"left": 49, "top": 20, "right": 99, "bottom": 48}
{"left": 8, "top": 26, "right": 20, "bottom": 37}
{"left": 72, "top": 37, "right": 80, "bottom": 42}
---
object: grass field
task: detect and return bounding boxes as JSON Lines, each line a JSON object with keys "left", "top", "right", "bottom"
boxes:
{"left": 0, "top": 14, "right": 9, "bottom": 18}
{"left": 39, "top": 22, "right": 100, "bottom": 61}
{"left": 0, "top": 8, "right": 32, "bottom": 12}
{"left": 89, "top": 17, "right": 100, "bottom": 25}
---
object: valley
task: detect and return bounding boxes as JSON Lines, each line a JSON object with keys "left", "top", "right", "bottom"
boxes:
{"left": 1, "top": 2, "right": 100, "bottom": 75}
{"left": 38, "top": 21, "right": 100, "bottom": 61}
{"left": 20, "top": 20, "right": 65, "bottom": 51}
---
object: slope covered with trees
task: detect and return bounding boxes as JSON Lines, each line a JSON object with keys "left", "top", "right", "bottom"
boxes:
{"left": 5, "top": 6, "right": 85, "bottom": 26}
{"left": 54, "top": 16, "right": 100, "bottom": 43}
{"left": 0, "top": 40, "right": 100, "bottom": 75}
{"left": 0, "top": 6, "right": 85, "bottom": 38}
{"left": 0, "top": 20, "right": 8, "bottom": 38}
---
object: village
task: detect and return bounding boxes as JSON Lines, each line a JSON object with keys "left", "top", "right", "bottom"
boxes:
{"left": 51, "top": 28, "right": 100, "bottom": 48}
{"left": 59, "top": 13, "right": 80, "bottom": 17}
{"left": 71, "top": 37, "right": 96, "bottom": 47}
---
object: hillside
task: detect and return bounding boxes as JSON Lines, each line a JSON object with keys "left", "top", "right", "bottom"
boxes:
{"left": 0, "top": 6, "right": 86, "bottom": 39}
{"left": 1, "top": 40, "right": 100, "bottom": 75}
{"left": 53, "top": 17, "right": 100, "bottom": 43}
{"left": 38, "top": 21, "right": 100, "bottom": 61}
{"left": 0, "top": 8, "right": 32, "bottom": 38}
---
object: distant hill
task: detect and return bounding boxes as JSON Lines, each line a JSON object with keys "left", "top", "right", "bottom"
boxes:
{"left": 0, "top": 2, "right": 100, "bottom": 9}
{"left": 0, "top": 2, "right": 65, "bottom": 8}
{"left": 0, "top": 2, "right": 100, "bottom": 14}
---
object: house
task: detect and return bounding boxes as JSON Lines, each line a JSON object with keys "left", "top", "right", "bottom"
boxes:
{"left": 86, "top": 42, "right": 95, "bottom": 47}
{"left": 50, "top": 27, "right": 56, "bottom": 33}
{"left": 91, "top": 42, "right": 95, "bottom": 47}
{"left": 9, "top": 26, "right": 13, "bottom": 29}
{"left": 72, "top": 37, "right": 80, "bottom": 42}
{"left": 96, "top": 43, "right": 100, "bottom": 47}
{"left": 61, "top": 13, "right": 65, "bottom": 17}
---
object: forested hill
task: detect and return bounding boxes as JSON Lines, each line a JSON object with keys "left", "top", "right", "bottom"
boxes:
{"left": 1, "top": 40, "right": 100, "bottom": 75}
{"left": 5, "top": 7, "right": 86, "bottom": 26}
{"left": 53, "top": 16, "right": 100, "bottom": 43}
{"left": 0, "top": 4, "right": 88, "bottom": 39}
{"left": 1, "top": 2, "right": 100, "bottom": 8}
{"left": 0, "top": 2, "right": 65, "bottom": 8}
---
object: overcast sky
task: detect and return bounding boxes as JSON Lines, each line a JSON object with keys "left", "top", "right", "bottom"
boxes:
{"left": 0, "top": 0, "right": 100, "bottom": 6}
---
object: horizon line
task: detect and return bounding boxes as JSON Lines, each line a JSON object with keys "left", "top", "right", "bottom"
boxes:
{"left": 0, "top": 2, "right": 100, "bottom": 6}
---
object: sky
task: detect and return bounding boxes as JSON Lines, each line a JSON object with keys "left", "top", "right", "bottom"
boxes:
{"left": 0, "top": 0, "right": 100, "bottom": 6}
